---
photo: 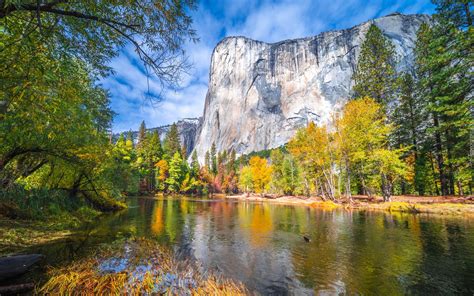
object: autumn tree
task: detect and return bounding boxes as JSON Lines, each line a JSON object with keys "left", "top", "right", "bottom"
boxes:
{"left": 239, "top": 166, "right": 253, "bottom": 194}
{"left": 155, "top": 159, "right": 169, "bottom": 192}
{"left": 337, "top": 98, "right": 406, "bottom": 201}
{"left": 249, "top": 156, "right": 272, "bottom": 195}
{"left": 288, "top": 122, "right": 337, "bottom": 200}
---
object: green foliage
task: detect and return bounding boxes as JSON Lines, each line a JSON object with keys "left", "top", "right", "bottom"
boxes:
{"left": 270, "top": 150, "right": 302, "bottom": 195}
{"left": 165, "top": 152, "right": 183, "bottom": 193}
{"left": 191, "top": 151, "right": 200, "bottom": 178}
{"left": 413, "top": 0, "right": 473, "bottom": 195}
{"left": 210, "top": 142, "right": 217, "bottom": 175}
{"left": 239, "top": 166, "right": 253, "bottom": 193}
{"left": 0, "top": 1, "right": 197, "bottom": 78}
{"left": 0, "top": 186, "right": 100, "bottom": 223}
{"left": 353, "top": 24, "right": 397, "bottom": 107}
{"left": 137, "top": 121, "right": 147, "bottom": 149}
{"left": 163, "top": 124, "right": 181, "bottom": 156}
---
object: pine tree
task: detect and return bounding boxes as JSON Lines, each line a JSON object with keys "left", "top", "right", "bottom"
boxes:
{"left": 227, "top": 149, "right": 237, "bottom": 174}
{"left": 137, "top": 120, "right": 146, "bottom": 149}
{"left": 210, "top": 142, "right": 217, "bottom": 175}
{"left": 164, "top": 123, "right": 181, "bottom": 156}
{"left": 414, "top": 1, "right": 473, "bottom": 195}
{"left": 166, "top": 152, "right": 183, "bottom": 193}
{"left": 191, "top": 151, "right": 200, "bottom": 178}
{"left": 353, "top": 24, "right": 397, "bottom": 108}
{"left": 204, "top": 151, "right": 210, "bottom": 172}
{"left": 392, "top": 72, "right": 427, "bottom": 194}
{"left": 181, "top": 144, "right": 187, "bottom": 159}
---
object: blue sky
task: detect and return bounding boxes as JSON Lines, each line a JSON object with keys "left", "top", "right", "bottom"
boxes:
{"left": 104, "top": 0, "right": 436, "bottom": 132}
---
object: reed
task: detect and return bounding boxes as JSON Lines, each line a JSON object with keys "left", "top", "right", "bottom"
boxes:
{"left": 40, "top": 237, "right": 247, "bottom": 295}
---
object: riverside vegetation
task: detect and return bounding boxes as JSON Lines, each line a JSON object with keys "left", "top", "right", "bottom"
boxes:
{"left": 108, "top": 0, "right": 472, "bottom": 207}
{"left": 0, "top": 0, "right": 472, "bottom": 294}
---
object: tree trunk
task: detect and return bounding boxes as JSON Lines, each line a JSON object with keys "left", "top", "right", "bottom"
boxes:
{"left": 432, "top": 112, "right": 449, "bottom": 195}
{"left": 345, "top": 164, "right": 352, "bottom": 199}
{"left": 381, "top": 174, "right": 392, "bottom": 202}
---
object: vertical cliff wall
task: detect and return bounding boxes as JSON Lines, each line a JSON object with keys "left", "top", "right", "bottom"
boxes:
{"left": 193, "top": 13, "right": 430, "bottom": 160}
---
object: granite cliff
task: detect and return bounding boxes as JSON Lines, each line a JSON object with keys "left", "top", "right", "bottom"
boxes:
{"left": 192, "top": 13, "right": 430, "bottom": 160}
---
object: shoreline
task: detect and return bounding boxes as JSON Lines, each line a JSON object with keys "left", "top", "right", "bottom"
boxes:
{"left": 226, "top": 194, "right": 474, "bottom": 216}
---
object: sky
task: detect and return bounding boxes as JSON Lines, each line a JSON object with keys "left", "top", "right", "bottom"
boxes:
{"left": 103, "top": 0, "right": 436, "bottom": 133}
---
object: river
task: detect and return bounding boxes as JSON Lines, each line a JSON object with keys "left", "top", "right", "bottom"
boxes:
{"left": 21, "top": 197, "right": 474, "bottom": 294}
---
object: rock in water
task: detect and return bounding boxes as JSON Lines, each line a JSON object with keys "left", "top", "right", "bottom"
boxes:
{"left": 193, "top": 13, "right": 429, "bottom": 160}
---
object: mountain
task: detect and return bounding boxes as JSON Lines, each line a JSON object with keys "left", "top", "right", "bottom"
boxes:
{"left": 113, "top": 118, "right": 202, "bottom": 155}
{"left": 192, "top": 13, "right": 430, "bottom": 161}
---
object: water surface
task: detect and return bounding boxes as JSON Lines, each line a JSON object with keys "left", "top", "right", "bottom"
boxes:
{"left": 20, "top": 197, "right": 474, "bottom": 294}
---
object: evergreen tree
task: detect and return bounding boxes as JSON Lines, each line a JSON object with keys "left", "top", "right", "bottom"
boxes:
{"left": 164, "top": 123, "right": 181, "bottom": 156}
{"left": 204, "top": 151, "right": 211, "bottom": 172}
{"left": 414, "top": 5, "right": 473, "bottom": 195}
{"left": 210, "top": 142, "right": 217, "bottom": 175}
{"left": 181, "top": 144, "right": 187, "bottom": 159}
{"left": 227, "top": 149, "right": 237, "bottom": 174}
{"left": 353, "top": 24, "right": 397, "bottom": 108}
{"left": 392, "top": 72, "right": 427, "bottom": 194}
{"left": 166, "top": 152, "right": 183, "bottom": 193}
{"left": 191, "top": 151, "right": 200, "bottom": 178}
{"left": 137, "top": 120, "right": 147, "bottom": 149}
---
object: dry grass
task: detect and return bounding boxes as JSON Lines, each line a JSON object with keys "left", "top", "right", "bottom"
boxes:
{"left": 357, "top": 201, "right": 474, "bottom": 216}
{"left": 227, "top": 194, "right": 474, "bottom": 216}
{"left": 39, "top": 237, "right": 247, "bottom": 295}
{"left": 310, "top": 200, "right": 341, "bottom": 210}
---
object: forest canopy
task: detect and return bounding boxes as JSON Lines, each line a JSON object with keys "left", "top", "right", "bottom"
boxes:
{"left": 0, "top": 0, "right": 196, "bottom": 216}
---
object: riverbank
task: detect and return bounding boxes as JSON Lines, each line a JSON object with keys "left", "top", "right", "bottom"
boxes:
{"left": 226, "top": 194, "right": 474, "bottom": 216}
{"left": 0, "top": 217, "right": 82, "bottom": 255}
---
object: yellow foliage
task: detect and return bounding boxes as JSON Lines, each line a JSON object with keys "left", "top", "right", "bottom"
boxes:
{"left": 249, "top": 156, "right": 273, "bottom": 193}
{"left": 155, "top": 159, "right": 169, "bottom": 181}
{"left": 310, "top": 201, "right": 341, "bottom": 210}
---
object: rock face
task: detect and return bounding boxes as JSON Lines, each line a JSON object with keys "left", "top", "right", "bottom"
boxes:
{"left": 154, "top": 118, "right": 202, "bottom": 155}
{"left": 114, "top": 118, "right": 202, "bottom": 155}
{"left": 193, "top": 13, "right": 430, "bottom": 160}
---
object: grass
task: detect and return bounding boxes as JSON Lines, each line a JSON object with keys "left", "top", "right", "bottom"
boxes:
{"left": 0, "top": 186, "right": 111, "bottom": 253}
{"left": 357, "top": 201, "right": 474, "bottom": 216}
{"left": 0, "top": 217, "right": 75, "bottom": 254}
{"left": 310, "top": 200, "right": 341, "bottom": 210}
{"left": 39, "top": 237, "right": 247, "bottom": 295}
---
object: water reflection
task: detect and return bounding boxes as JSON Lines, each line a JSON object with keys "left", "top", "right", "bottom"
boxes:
{"left": 19, "top": 197, "right": 474, "bottom": 294}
